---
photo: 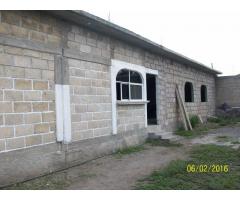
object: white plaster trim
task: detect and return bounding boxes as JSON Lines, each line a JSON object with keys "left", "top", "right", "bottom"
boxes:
{"left": 55, "top": 84, "right": 64, "bottom": 142}
{"left": 62, "top": 85, "right": 72, "bottom": 143}
{"left": 55, "top": 84, "right": 72, "bottom": 143}
{"left": 111, "top": 59, "right": 159, "bottom": 135}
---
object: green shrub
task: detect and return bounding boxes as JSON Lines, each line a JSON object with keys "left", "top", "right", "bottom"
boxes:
{"left": 189, "top": 115, "right": 200, "bottom": 128}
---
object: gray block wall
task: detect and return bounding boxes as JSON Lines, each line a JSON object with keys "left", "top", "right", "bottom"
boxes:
{"left": 216, "top": 75, "right": 240, "bottom": 107}
{"left": 0, "top": 10, "right": 217, "bottom": 186}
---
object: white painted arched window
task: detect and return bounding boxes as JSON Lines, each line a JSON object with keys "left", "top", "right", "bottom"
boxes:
{"left": 116, "top": 69, "right": 143, "bottom": 100}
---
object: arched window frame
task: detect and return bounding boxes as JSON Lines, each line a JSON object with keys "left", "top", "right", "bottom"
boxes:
{"left": 201, "top": 85, "right": 207, "bottom": 102}
{"left": 184, "top": 81, "right": 194, "bottom": 102}
{"left": 116, "top": 69, "right": 143, "bottom": 101}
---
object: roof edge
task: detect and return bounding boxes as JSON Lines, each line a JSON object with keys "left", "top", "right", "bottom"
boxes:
{"left": 46, "top": 10, "right": 222, "bottom": 75}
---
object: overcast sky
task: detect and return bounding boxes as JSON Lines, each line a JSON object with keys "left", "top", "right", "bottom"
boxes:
{"left": 77, "top": 0, "right": 240, "bottom": 76}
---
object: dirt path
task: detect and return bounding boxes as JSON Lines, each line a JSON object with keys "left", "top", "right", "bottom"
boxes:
{"left": 66, "top": 126, "right": 240, "bottom": 190}
{"left": 66, "top": 145, "right": 188, "bottom": 190}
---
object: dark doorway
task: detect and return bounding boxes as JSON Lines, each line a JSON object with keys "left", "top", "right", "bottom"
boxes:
{"left": 147, "top": 74, "right": 157, "bottom": 125}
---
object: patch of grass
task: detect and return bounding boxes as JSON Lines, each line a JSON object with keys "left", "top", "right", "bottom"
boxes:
{"left": 114, "top": 145, "right": 145, "bottom": 158}
{"left": 5, "top": 172, "right": 71, "bottom": 190}
{"left": 175, "top": 116, "right": 240, "bottom": 138}
{"left": 190, "top": 115, "right": 200, "bottom": 128}
{"left": 216, "top": 135, "right": 230, "bottom": 142}
{"left": 208, "top": 116, "right": 240, "bottom": 127}
{"left": 231, "top": 141, "right": 240, "bottom": 144}
{"left": 175, "top": 124, "right": 209, "bottom": 138}
{"left": 146, "top": 139, "right": 182, "bottom": 147}
{"left": 136, "top": 145, "right": 240, "bottom": 189}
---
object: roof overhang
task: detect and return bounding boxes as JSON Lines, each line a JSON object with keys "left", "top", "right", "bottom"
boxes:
{"left": 46, "top": 10, "right": 221, "bottom": 75}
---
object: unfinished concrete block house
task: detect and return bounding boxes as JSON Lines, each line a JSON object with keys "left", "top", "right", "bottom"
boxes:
{"left": 0, "top": 10, "right": 221, "bottom": 186}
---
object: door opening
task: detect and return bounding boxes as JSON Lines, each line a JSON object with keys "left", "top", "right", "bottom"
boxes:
{"left": 146, "top": 74, "right": 157, "bottom": 125}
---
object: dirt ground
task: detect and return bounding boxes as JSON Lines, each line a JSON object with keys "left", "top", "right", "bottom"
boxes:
{"left": 66, "top": 144, "right": 188, "bottom": 190}
{"left": 7, "top": 126, "right": 240, "bottom": 190}
{"left": 66, "top": 126, "right": 240, "bottom": 190}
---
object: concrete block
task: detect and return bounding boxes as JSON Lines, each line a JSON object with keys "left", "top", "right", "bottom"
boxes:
{"left": 25, "top": 135, "right": 42, "bottom": 147}
{"left": 0, "top": 23, "right": 11, "bottom": 35}
{"left": 41, "top": 70, "right": 54, "bottom": 80}
{"left": 15, "top": 125, "right": 33, "bottom": 137}
{"left": 42, "top": 112, "right": 55, "bottom": 122}
{"left": 30, "top": 31, "right": 46, "bottom": 42}
{"left": 42, "top": 133, "right": 56, "bottom": 143}
{"left": 15, "top": 79, "right": 32, "bottom": 90}
{"left": 0, "top": 127, "right": 14, "bottom": 139}
{"left": 5, "top": 114, "right": 23, "bottom": 125}
{"left": 5, "top": 66, "right": 25, "bottom": 78}
{"left": 42, "top": 91, "right": 54, "bottom": 101}
{"left": 33, "top": 80, "right": 48, "bottom": 90}
{"left": 32, "top": 58, "right": 48, "bottom": 70}
{"left": 22, "top": 16, "right": 38, "bottom": 30}
{"left": 1, "top": 11, "right": 21, "bottom": 26}
{"left": 6, "top": 137, "right": 25, "bottom": 150}
{"left": 0, "top": 139, "right": 5, "bottom": 152}
{"left": 24, "top": 91, "right": 41, "bottom": 101}
{"left": 23, "top": 49, "right": 41, "bottom": 58}
{"left": 14, "top": 55, "right": 31, "bottom": 67}
{"left": 0, "top": 54, "right": 13, "bottom": 65}
{"left": 4, "top": 90, "right": 23, "bottom": 101}
{"left": 10, "top": 26, "right": 28, "bottom": 38}
{"left": 24, "top": 113, "right": 41, "bottom": 124}
{"left": 0, "top": 90, "right": 3, "bottom": 101}
{"left": 14, "top": 102, "right": 31, "bottom": 112}
{"left": 0, "top": 115, "right": 3, "bottom": 125}
{"left": 24, "top": 68, "right": 41, "bottom": 79}
{"left": 32, "top": 102, "right": 48, "bottom": 112}
{"left": 80, "top": 44, "right": 91, "bottom": 53}
{"left": 34, "top": 123, "right": 49, "bottom": 134}
{"left": 0, "top": 102, "right": 13, "bottom": 113}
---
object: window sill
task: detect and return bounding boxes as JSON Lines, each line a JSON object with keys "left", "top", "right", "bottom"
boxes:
{"left": 117, "top": 100, "right": 149, "bottom": 105}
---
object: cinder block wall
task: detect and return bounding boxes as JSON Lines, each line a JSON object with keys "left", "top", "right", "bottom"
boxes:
{"left": 216, "top": 75, "right": 240, "bottom": 107}
{"left": 0, "top": 11, "right": 65, "bottom": 153}
{"left": 0, "top": 10, "right": 217, "bottom": 151}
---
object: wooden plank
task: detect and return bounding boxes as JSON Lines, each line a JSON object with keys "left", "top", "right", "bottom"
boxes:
{"left": 175, "top": 85, "right": 188, "bottom": 130}
{"left": 175, "top": 84, "right": 192, "bottom": 130}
